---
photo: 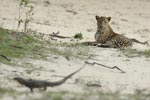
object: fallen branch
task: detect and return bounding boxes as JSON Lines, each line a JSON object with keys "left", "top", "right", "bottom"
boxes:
{"left": 85, "top": 61, "right": 125, "bottom": 73}
{"left": 49, "top": 32, "right": 71, "bottom": 39}
{"left": 0, "top": 54, "right": 11, "bottom": 61}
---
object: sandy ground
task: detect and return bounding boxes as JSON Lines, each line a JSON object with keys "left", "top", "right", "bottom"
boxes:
{"left": 0, "top": 0, "right": 150, "bottom": 95}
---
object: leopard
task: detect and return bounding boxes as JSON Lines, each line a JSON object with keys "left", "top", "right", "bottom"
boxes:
{"left": 84, "top": 15, "right": 148, "bottom": 48}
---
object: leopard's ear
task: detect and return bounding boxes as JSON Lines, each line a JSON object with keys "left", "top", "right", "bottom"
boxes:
{"left": 107, "top": 17, "right": 111, "bottom": 22}
{"left": 95, "top": 15, "right": 100, "bottom": 20}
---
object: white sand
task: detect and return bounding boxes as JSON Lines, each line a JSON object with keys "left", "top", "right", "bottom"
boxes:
{"left": 0, "top": 0, "right": 150, "bottom": 94}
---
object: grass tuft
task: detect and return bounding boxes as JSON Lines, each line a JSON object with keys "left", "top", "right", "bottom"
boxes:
{"left": 74, "top": 33, "right": 83, "bottom": 40}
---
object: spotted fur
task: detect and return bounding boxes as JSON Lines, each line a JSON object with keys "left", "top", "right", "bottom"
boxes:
{"left": 94, "top": 16, "right": 148, "bottom": 48}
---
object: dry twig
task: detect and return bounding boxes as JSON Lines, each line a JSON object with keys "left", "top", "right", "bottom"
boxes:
{"left": 85, "top": 61, "right": 125, "bottom": 73}
{"left": 49, "top": 32, "right": 71, "bottom": 39}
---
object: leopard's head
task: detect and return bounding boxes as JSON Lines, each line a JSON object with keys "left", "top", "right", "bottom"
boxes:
{"left": 95, "top": 16, "right": 111, "bottom": 34}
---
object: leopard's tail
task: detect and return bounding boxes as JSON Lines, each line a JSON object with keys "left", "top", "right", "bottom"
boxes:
{"left": 131, "top": 38, "right": 149, "bottom": 45}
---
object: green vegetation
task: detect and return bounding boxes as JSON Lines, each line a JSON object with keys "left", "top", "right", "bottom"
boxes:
{"left": 0, "top": 27, "right": 44, "bottom": 64}
{"left": 0, "top": 87, "right": 28, "bottom": 99}
{"left": 0, "top": 89, "right": 149, "bottom": 100}
{"left": 142, "top": 49, "right": 150, "bottom": 57}
{"left": 33, "top": 90, "right": 150, "bottom": 100}
{"left": 74, "top": 33, "right": 83, "bottom": 40}
{"left": 0, "top": 27, "right": 90, "bottom": 65}
{"left": 0, "top": 88, "right": 16, "bottom": 95}
{"left": 122, "top": 48, "right": 150, "bottom": 57}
